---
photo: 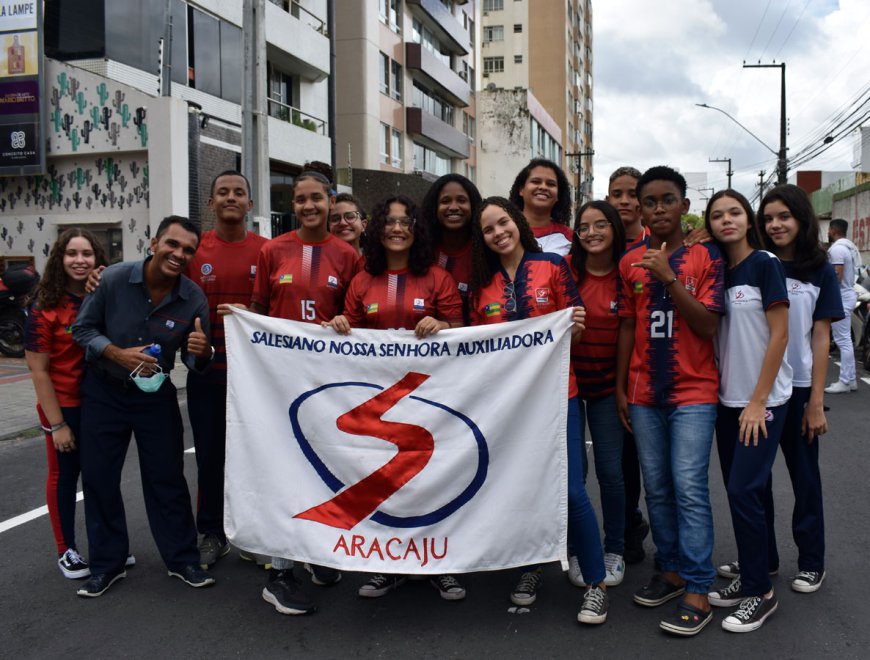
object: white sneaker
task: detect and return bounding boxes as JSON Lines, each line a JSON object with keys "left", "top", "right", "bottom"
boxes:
{"left": 824, "top": 380, "right": 855, "bottom": 393}
{"left": 603, "top": 553, "right": 625, "bottom": 586}
{"left": 567, "top": 555, "right": 587, "bottom": 587}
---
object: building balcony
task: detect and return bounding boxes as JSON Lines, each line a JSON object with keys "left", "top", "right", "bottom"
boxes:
{"left": 264, "top": 0, "right": 329, "bottom": 82}
{"left": 406, "top": 107, "right": 469, "bottom": 159}
{"left": 406, "top": 0, "right": 470, "bottom": 55}
{"left": 405, "top": 43, "right": 470, "bottom": 108}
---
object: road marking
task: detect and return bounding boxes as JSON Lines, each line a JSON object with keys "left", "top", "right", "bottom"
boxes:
{"left": 185, "top": 447, "right": 195, "bottom": 454}
{"left": 862, "top": 377, "right": 870, "bottom": 387}
{"left": 0, "top": 491, "right": 84, "bottom": 534}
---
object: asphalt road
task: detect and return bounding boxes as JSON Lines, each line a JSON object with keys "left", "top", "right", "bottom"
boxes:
{"left": 1, "top": 362, "right": 868, "bottom": 659}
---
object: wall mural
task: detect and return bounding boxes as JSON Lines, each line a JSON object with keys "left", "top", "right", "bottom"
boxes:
{"left": 0, "top": 61, "right": 152, "bottom": 270}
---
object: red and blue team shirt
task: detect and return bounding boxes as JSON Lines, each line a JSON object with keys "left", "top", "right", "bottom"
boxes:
{"left": 618, "top": 238, "right": 725, "bottom": 407}
{"left": 435, "top": 241, "right": 472, "bottom": 323}
{"left": 624, "top": 226, "right": 650, "bottom": 251}
{"left": 571, "top": 269, "right": 619, "bottom": 399}
{"left": 532, "top": 223, "right": 573, "bottom": 256}
{"left": 187, "top": 229, "right": 269, "bottom": 383}
{"left": 471, "top": 251, "right": 582, "bottom": 398}
{"left": 252, "top": 231, "right": 361, "bottom": 322}
{"left": 24, "top": 294, "right": 85, "bottom": 407}
{"left": 343, "top": 266, "right": 463, "bottom": 330}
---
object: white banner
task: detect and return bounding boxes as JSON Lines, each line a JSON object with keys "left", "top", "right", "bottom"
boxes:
{"left": 223, "top": 308, "right": 572, "bottom": 574}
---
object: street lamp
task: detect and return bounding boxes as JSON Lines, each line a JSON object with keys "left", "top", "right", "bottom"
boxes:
{"left": 695, "top": 103, "right": 780, "bottom": 161}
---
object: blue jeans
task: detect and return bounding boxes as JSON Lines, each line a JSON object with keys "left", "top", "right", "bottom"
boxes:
{"left": 568, "top": 397, "right": 606, "bottom": 585}
{"left": 629, "top": 403, "right": 716, "bottom": 594}
{"left": 580, "top": 394, "right": 625, "bottom": 554}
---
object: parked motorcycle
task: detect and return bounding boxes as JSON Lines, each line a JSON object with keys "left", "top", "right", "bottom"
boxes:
{"left": 0, "top": 264, "right": 39, "bottom": 358}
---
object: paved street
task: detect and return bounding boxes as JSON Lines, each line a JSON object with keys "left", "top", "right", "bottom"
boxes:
{"left": 0, "top": 355, "right": 868, "bottom": 658}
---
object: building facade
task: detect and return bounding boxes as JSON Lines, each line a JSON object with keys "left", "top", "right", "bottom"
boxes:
{"left": 333, "top": 0, "right": 477, "bottom": 213}
{"left": 477, "top": 0, "right": 593, "bottom": 201}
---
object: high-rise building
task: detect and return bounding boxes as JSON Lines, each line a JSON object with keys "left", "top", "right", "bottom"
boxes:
{"left": 477, "top": 0, "right": 593, "bottom": 201}
{"left": 334, "top": 0, "right": 477, "bottom": 210}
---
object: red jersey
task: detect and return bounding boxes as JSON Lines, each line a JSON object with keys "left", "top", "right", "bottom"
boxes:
{"left": 618, "top": 239, "right": 725, "bottom": 407}
{"left": 435, "top": 241, "right": 472, "bottom": 324}
{"left": 571, "top": 269, "right": 619, "bottom": 399}
{"left": 24, "top": 294, "right": 85, "bottom": 406}
{"left": 471, "top": 251, "right": 581, "bottom": 398}
{"left": 187, "top": 229, "right": 269, "bottom": 382}
{"left": 252, "top": 231, "right": 360, "bottom": 322}
{"left": 343, "top": 266, "right": 463, "bottom": 330}
{"left": 624, "top": 226, "right": 649, "bottom": 251}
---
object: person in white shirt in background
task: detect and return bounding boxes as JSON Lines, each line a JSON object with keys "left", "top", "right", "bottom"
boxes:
{"left": 825, "top": 218, "right": 861, "bottom": 393}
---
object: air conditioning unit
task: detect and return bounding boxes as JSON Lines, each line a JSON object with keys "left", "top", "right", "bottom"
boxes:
{"left": 482, "top": 72, "right": 489, "bottom": 78}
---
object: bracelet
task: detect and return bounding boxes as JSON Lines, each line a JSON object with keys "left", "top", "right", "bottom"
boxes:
{"left": 664, "top": 276, "right": 678, "bottom": 288}
{"left": 41, "top": 421, "right": 68, "bottom": 434}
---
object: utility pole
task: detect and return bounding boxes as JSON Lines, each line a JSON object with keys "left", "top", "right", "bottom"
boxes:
{"left": 758, "top": 169, "right": 766, "bottom": 197}
{"left": 743, "top": 62, "right": 787, "bottom": 184}
{"left": 242, "top": 0, "right": 270, "bottom": 235}
{"left": 566, "top": 150, "right": 595, "bottom": 206}
{"left": 709, "top": 157, "right": 733, "bottom": 188}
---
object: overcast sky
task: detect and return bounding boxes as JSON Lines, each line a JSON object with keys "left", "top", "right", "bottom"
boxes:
{"left": 591, "top": 0, "right": 870, "bottom": 207}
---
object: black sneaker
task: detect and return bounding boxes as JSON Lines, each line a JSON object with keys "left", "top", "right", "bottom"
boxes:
{"left": 716, "top": 559, "right": 779, "bottom": 579}
{"left": 578, "top": 585, "right": 609, "bottom": 624}
{"left": 633, "top": 574, "right": 685, "bottom": 607}
{"left": 430, "top": 574, "right": 466, "bottom": 601}
{"left": 304, "top": 563, "right": 342, "bottom": 586}
{"left": 659, "top": 600, "right": 713, "bottom": 636}
{"left": 358, "top": 573, "right": 406, "bottom": 598}
{"left": 721, "top": 593, "right": 778, "bottom": 632}
{"left": 76, "top": 569, "right": 126, "bottom": 598}
{"left": 168, "top": 564, "right": 216, "bottom": 588}
{"left": 708, "top": 576, "right": 745, "bottom": 607}
{"left": 624, "top": 518, "right": 650, "bottom": 565}
{"left": 262, "top": 569, "right": 316, "bottom": 615}
{"left": 791, "top": 570, "right": 825, "bottom": 593}
{"left": 510, "top": 570, "right": 543, "bottom": 606}
{"left": 58, "top": 548, "right": 90, "bottom": 579}
{"left": 198, "top": 534, "right": 230, "bottom": 569}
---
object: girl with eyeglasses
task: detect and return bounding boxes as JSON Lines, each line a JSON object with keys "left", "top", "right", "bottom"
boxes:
{"left": 468, "top": 196, "right": 608, "bottom": 625}
{"left": 25, "top": 228, "right": 109, "bottom": 579}
{"left": 704, "top": 189, "right": 792, "bottom": 633}
{"left": 567, "top": 200, "right": 628, "bottom": 590}
{"left": 329, "top": 193, "right": 368, "bottom": 255}
{"left": 422, "top": 173, "right": 483, "bottom": 324}
{"left": 508, "top": 158, "right": 574, "bottom": 256}
{"left": 324, "top": 194, "right": 465, "bottom": 601}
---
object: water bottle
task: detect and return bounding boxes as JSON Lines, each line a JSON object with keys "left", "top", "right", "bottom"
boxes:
{"left": 142, "top": 343, "right": 162, "bottom": 359}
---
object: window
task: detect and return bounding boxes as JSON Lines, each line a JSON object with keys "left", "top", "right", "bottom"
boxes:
{"left": 462, "top": 112, "right": 475, "bottom": 140}
{"left": 483, "top": 0, "right": 504, "bottom": 11}
{"left": 483, "top": 57, "right": 504, "bottom": 74}
{"left": 514, "top": 23, "right": 522, "bottom": 32}
{"left": 391, "top": 128, "right": 403, "bottom": 168}
{"left": 379, "top": 0, "right": 401, "bottom": 31}
{"left": 412, "top": 18, "right": 450, "bottom": 67}
{"left": 413, "top": 142, "right": 451, "bottom": 176}
{"left": 390, "top": 60, "right": 403, "bottom": 100}
{"left": 380, "top": 123, "right": 390, "bottom": 164}
{"left": 412, "top": 82, "right": 454, "bottom": 125}
{"left": 514, "top": 54, "right": 523, "bottom": 64}
{"left": 379, "top": 52, "right": 389, "bottom": 94}
{"left": 483, "top": 25, "right": 503, "bottom": 42}
{"left": 465, "top": 163, "right": 476, "bottom": 183}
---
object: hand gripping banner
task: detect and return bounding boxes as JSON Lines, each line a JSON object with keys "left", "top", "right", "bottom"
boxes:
{"left": 223, "top": 308, "right": 572, "bottom": 574}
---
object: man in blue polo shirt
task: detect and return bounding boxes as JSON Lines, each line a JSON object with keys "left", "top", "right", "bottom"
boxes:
{"left": 73, "top": 215, "right": 216, "bottom": 597}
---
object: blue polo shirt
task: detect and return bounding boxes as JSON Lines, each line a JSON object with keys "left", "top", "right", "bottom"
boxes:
{"left": 73, "top": 258, "right": 210, "bottom": 381}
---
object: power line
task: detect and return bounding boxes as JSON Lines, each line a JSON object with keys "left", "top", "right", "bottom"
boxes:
{"left": 758, "top": 0, "right": 791, "bottom": 61}
{"left": 773, "top": 0, "right": 811, "bottom": 60}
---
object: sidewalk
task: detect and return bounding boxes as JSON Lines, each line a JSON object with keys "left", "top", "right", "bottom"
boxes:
{"left": 0, "top": 356, "right": 189, "bottom": 442}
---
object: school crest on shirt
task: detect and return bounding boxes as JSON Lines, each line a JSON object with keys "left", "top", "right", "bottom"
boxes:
{"left": 684, "top": 276, "right": 697, "bottom": 293}
{"left": 609, "top": 300, "right": 618, "bottom": 314}
{"left": 201, "top": 263, "right": 213, "bottom": 275}
{"left": 413, "top": 298, "right": 425, "bottom": 311}
{"left": 200, "top": 262, "right": 217, "bottom": 283}
{"left": 327, "top": 275, "right": 339, "bottom": 289}
{"left": 250, "top": 265, "right": 257, "bottom": 279}
{"left": 458, "top": 282, "right": 468, "bottom": 293}
{"left": 535, "top": 288, "right": 550, "bottom": 304}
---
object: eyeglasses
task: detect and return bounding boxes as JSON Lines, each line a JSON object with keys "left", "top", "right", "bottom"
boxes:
{"left": 385, "top": 216, "right": 414, "bottom": 228}
{"left": 641, "top": 195, "right": 681, "bottom": 210}
{"left": 576, "top": 220, "right": 612, "bottom": 237}
{"left": 329, "top": 211, "right": 362, "bottom": 225}
{"left": 504, "top": 282, "right": 517, "bottom": 313}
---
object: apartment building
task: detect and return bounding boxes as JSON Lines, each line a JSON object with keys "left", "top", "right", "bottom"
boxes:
{"left": 478, "top": 0, "right": 593, "bottom": 201}
{"left": 334, "top": 0, "right": 477, "bottom": 211}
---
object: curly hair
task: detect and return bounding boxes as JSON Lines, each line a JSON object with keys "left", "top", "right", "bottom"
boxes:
{"left": 469, "top": 196, "right": 541, "bottom": 304}
{"left": 757, "top": 184, "right": 827, "bottom": 283}
{"left": 569, "top": 200, "right": 626, "bottom": 286}
{"left": 420, "top": 173, "right": 483, "bottom": 246}
{"left": 363, "top": 195, "right": 433, "bottom": 276}
{"left": 29, "top": 227, "right": 108, "bottom": 310}
{"left": 508, "top": 158, "right": 572, "bottom": 225}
